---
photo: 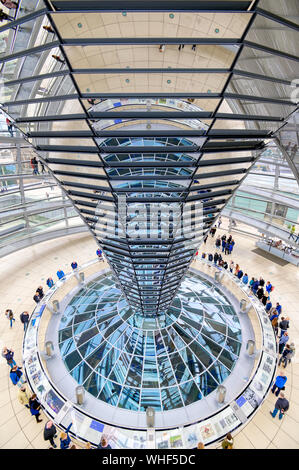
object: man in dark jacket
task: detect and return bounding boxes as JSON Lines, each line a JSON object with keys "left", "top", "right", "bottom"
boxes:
{"left": 20, "top": 311, "right": 29, "bottom": 331}
{"left": 44, "top": 420, "right": 57, "bottom": 448}
{"left": 33, "top": 292, "right": 41, "bottom": 304}
{"left": 2, "top": 347, "right": 16, "bottom": 367}
{"left": 270, "top": 392, "right": 289, "bottom": 420}
{"left": 213, "top": 252, "right": 219, "bottom": 265}
{"left": 97, "top": 437, "right": 111, "bottom": 449}
{"left": 279, "top": 317, "right": 289, "bottom": 336}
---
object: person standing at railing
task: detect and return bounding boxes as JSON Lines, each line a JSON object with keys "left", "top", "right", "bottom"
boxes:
{"left": 57, "top": 268, "right": 65, "bottom": 280}
{"left": 0, "top": 8, "right": 14, "bottom": 21}
{"left": 288, "top": 224, "right": 296, "bottom": 240}
{"left": 6, "top": 118, "right": 13, "bottom": 136}
{"left": 46, "top": 277, "right": 54, "bottom": 288}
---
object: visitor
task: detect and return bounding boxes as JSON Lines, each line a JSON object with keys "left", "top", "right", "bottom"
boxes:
{"left": 271, "top": 370, "right": 287, "bottom": 397}
{"left": 18, "top": 385, "right": 31, "bottom": 409}
{"left": 210, "top": 226, "right": 216, "bottom": 237}
{"left": 265, "top": 298, "right": 272, "bottom": 313}
{"left": 270, "top": 392, "right": 289, "bottom": 420}
{"left": 85, "top": 442, "right": 92, "bottom": 449}
{"left": 259, "top": 277, "right": 265, "bottom": 287}
{"left": 288, "top": 224, "right": 296, "bottom": 240}
{"left": 2, "top": 346, "right": 16, "bottom": 367}
{"left": 208, "top": 253, "right": 213, "bottom": 262}
{"left": 5, "top": 308, "right": 15, "bottom": 328}
{"left": 265, "top": 281, "right": 272, "bottom": 294}
{"left": 52, "top": 54, "right": 65, "bottom": 64}
{"left": 278, "top": 344, "right": 291, "bottom": 369}
{"left": 57, "top": 268, "right": 65, "bottom": 280}
{"left": 46, "top": 277, "right": 54, "bottom": 288}
{"left": 221, "top": 237, "right": 226, "bottom": 252}
{"left": 215, "top": 236, "right": 221, "bottom": 249}
{"left": 234, "top": 264, "right": 240, "bottom": 276}
{"left": 271, "top": 314, "right": 279, "bottom": 336}
{"left": 20, "top": 311, "right": 30, "bottom": 331}
{"left": 223, "top": 261, "right": 228, "bottom": 270}
{"left": 29, "top": 394, "right": 43, "bottom": 423}
{"left": 229, "top": 261, "right": 234, "bottom": 273}
{"left": 97, "top": 436, "right": 111, "bottom": 449}
{"left": 191, "top": 44, "right": 196, "bottom": 51}
{"left": 33, "top": 291, "right": 41, "bottom": 304}
{"left": 276, "top": 302, "right": 282, "bottom": 316}
{"left": 44, "top": 420, "right": 57, "bottom": 448}
{"left": 261, "top": 294, "right": 268, "bottom": 306}
{"left": 224, "top": 241, "right": 230, "bottom": 255}
{"left": 252, "top": 279, "right": 259, "bottom": 295}
{"left": 203, "top": 234, "right": 208, "bottom": 244}
{"left": 242, "top": 273, "right": 248, "bottom": 285}
{"left": 1, "top": 0, "right": 19, "bottom": 8}
{"left": 71, "top": 261, "right": 78, "bottom": 270}
{"left": 197, "top": 442, "right": 205, "bottom": 449}
{"left": 178, "top": 44, "right": 184, "bottom": 51}
{"left": 279, "top": 317, "right": 289, "bottom": 336}
{"left": 36, "top": 286, "right": 44, "bottom": 299}
{"left": 43, "top": 25, "right": 55, "bottom": 33}
{"left": 213, "top": 252, "right": 219, "bottom": 265}
{"left": 237, "top": 269, "right": 243, "bottom": 280}
{"left": 6, "top": 117, "right": 13, "bottom": 136}
{"left": 96, "top": 248, "right": 102, "bottom": 258}
{"left": 221, "top": 433, "right": 234, "bottom": 449}
{"left": 31, "top": 156, "right": 39, "bottom": 175}
{"left": 10, "top": 365, "right": 26, "bottom": 387}
{"left": 278, "top": 342, "right": 295, "bottom": 368}
{"left": 278, "top": 331, "right": 289, "bottom": 355}
{"left": 60, "top": 423, "right": 73, "bottom": 449}
{"left": 218, "top": 216, "right": 222, "bottom": 228}
{"left": 39, "top": 160, "right": 45, "bottom": 173}
{"left": 256, "top": 286, "right": 264, "bottom": 300}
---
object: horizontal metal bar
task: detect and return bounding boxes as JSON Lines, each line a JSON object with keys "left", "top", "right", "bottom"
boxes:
{"left": 244, "top": 40, "right": 299, "bottom": 63}
{"left": 0, "top": 40, "right": 60, "bottom": 64}
{"left": 51, "top": 1, "right": 252, "bottom": 12}
{"left": 63, "top": 37, "right": 241, "bottom": 46}
{"left": 233, "top": 68, "right": 296, "bottom": 86}
{"left": 256, "top": 7, "right": 299, "bottom": 32}
{"left": 223, "top": 92, "right": 296, "bottom": 107}
{"left": 0, "top": 8, "right": 48, "bottom": 34}
{"left": 46, "top": 158, "right": 196, "bottom": 168}
{"left": 3, "top": 70, "right": 69, "bottom": 87}
{"left": 38, "top": 145, "right": 200, "bottom": 153}
{"left": 3, "top": 94, "right": 79, "bottom": 107}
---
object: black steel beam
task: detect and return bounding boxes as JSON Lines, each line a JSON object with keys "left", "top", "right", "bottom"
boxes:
{"left": 3, "top": 70, "right": 69, "bottom": 87}
{"left": 62, "top": 37, "right": 241, "bottom": 46}
{"left": 244, "top": 40, "right": 299, "bottom": 63}
{"left": 46, "top": 158, "right": 196, "bottom": 168}
{"left": 256, "top": 8, "right": 299, "bottom": 32}
{"left": 37, "top": 145, "right": 200, "bottom": 154}
{"left": 0, "top": 41, "right": 60, "bottom": 64}
{"left": 0, "top": 8, "right": 48, "bottom": 34}
{"left": 50, "top": 1, "right": 253, "bottom": 12}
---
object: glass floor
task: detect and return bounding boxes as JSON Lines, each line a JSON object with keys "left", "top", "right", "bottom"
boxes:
{"left": 58, "top": 272, "right": 242, "bottom": 412}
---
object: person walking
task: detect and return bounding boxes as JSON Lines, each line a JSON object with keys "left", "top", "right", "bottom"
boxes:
{"left": 29, "top": 394, "right": 43, "bottom": 423}
{"left": 178, "top": 44, "right": 184, "bottom": 51}
{"left": 213, "top": 252, "right": 219, "bottom": 265}
{"left": 256, "top": 286, "right": 264, "bottom": 300}
{"left": 237, "top": 269, "right": 243, "bottom": 280}
{"left": 36, "top": 286, "right": 44, "bottom": 299}
{"left": 221, "top": 237, "right": 226, "bottom": 253}
{"left": 60, "top": 423, "right": 73, "bottom": 449}
{"left": 33, "top": 291, "right": 41, "bottom": 304}
{"left": 31, "top": 156, "right": 39, "bottom": 175}
{"left": 71, "top": 261, "right": 78, "bottom": 270}
{"left": 280, "top": 342, "right": 295, "bottom": 368}
{"left": 10, "top": 365, "right": 26, "bottom": 387}
{"left": 39, "top": 160, "right": 45, "bottom": 174}
{"left": 224, "top": 241, "right": 230, "bottom": 255}
{"left": 43, "top": 25, "right": 55, "bottom": 33}
{"left": 265, "top": 281, "right": 272, "bottom": 295}
{"left": 221, "top": 433, "right": 234, "bottom": 449}
{"left": 46, "top": 277, "right": 54, "bottom": 288}
{"left": 2, "top": 347, "right": 16, "bottom": 367}
{"left": 218, "top": 216, "right": 222, "bottom": 228}
{"left": 6, "top": 117, "right": 14, "bottom": 136}
{"left": 44, "top": 420, "right": 57, "bottom": 448}
{"left": 275, "top": 302, "right": 282, "bottom": 316}
{"left": 215, "top": 236, "right": 221, "bottom": 249}
{"left": 96, "top": 248, "right": 102, "bottom": 258}
{"left": 270, "top": 392, "right": 289, "bottom": 420}
{"left": 203, "top": 234, "right": 208, "bottom": 244}
{"left": 279, "top": 317, "right": 289, "bottom": 336}
{"left": 288, "top": 224, "right": 296, "bottom": 240}
{"left": 20, "top": 311, "right": 30, "bottom": 331}
{"left": 52, "top": 54, "right": 65, "bottom": 64}
{"left": 278, "top": 344, "right": 292, "bottom": 368}
{"left": 265, "top": 298, "right": 272, "bottom": 313}
{"left": 5, "top": 309, "right": 15, "bottom": 328}
{"left": 18, "top": 385, "right": 31, "bottom": 409}
{"left": 271, "top": 370, "right": 287, "bottom": 397}
{"left": 242, "top": 273, "right": 248, "bottom": 285}
{"left": 97, "top": 436, "right": 111, "bottom": 449}
{"left": 57, "top": 269, "right": 65, "bottom": 280}
{"left": 191, "top": 44, "right": 196, "bottom": 51}
{"left": 259, "top": 277, "right": 265, "bottom": 287}
{"left": 229, "top": 261, "right": 234, "bottom": 273}
{"left": 234, "top": 264, "right": 240, "bottom": 276}
{"left": 278, "top": 331, "right": 289, "bottom": 355}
